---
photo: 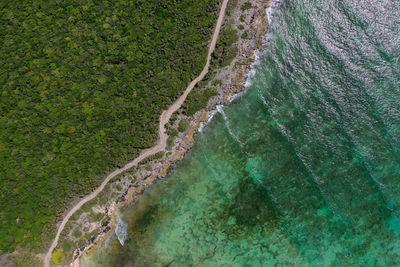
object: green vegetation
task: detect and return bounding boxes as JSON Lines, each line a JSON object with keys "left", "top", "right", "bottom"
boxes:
{"left": 221, "top": 46, "right": 239, "bottom": 68}
{"left": 212, "top": 28, "right": 239, "bottom": 67}
{"left": 170, "top": 112, "right": 179, "bottom": 125}
{"left": 61, "top": 240, "right": 73, "bottom": 253}
{"left": 51, "top": 248, "right": 64, "bottom": 265}
{"left": 166, "top": 127, "right": 178, "bottom": 148}
{"left": 88, "top": 211, "right": 105, "bottom": 223}
{"left": 0, "top": 0, "right": 221, "bottom": 252}
{"left": 241, "top": 2, "right": 252, "bottom": 11}
{"left": 72, "top": 229, "right": 82, "bottom": 239}
{"left": 183, "top": 88, "right": 218, "bottom": 116}
{"left": 167, "top": 128, "right": 179, "bottom": 139}
{"left": 197, "top": 68, "right": 216, "bottom": 89}
{"left": 140, "top": 151, "right": 165, "bottom": 165}
{"left": 10, "top": 254, "right": 41, "bottom": 267}
{"left": 167, "top": 136, "right": 175, "bottom": 149}
{"left": 212, "top": 79, "right": 223, "bottom": 86}
{"left": 178, "top": 119, "right": 190, "bottom": 133}
{"left": 152, "top": 151, "right": 165, "bottom": 160}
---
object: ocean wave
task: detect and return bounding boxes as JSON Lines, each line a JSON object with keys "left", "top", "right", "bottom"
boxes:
{"left": 115, "top": 215, "right": 128, "bottom": 246}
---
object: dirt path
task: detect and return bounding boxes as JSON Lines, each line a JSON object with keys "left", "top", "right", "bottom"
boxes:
{"left": 44, "top": 1, "right": 228, "bottom": 266}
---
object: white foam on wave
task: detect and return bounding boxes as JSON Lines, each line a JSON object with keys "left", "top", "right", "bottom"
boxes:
{"left": 217, "top": 105, "right": 244, "bottom": 147}
{"left": 197, "top": 1, "right": 281, "bottom": 133}
{"left": 244, "top": 0, "right": 281, "bottom": 88}
{"left": 244, "top": 49, "right": 262, "bottom": 88}
{"left": 228, "top": 90, "right": 245, "bottom": 102}
{"left": 115, "top": 215, "right": 128, "bottom": 246}
{"left": 267, "top": 0, "right": 283, "bottom": 25}
{"left": 199, "top": 109, "right": 218, "bottom": 132}
{"left": 266, "top": 2, "right": 274, "bottom": 25}
{"left": 198, "top": 41, "right": 264, "bottom": 132}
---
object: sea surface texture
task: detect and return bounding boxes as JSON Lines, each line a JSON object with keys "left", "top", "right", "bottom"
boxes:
{"left": 84, "top": 0, "right": 400, "bottom": 266}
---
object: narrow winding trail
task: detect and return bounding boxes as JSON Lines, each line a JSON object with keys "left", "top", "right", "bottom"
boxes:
{"left": 44, "top": 0, "right": 229, "bottom": 266}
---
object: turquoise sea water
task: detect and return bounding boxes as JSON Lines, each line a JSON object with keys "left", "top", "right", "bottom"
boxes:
{"left": 84, "top": 0, "right": 400, "bottom": 266}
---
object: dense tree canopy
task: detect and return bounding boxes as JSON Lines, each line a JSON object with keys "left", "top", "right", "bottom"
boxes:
{"left": 0, "top": 0, "right": 220, "bottom": 252}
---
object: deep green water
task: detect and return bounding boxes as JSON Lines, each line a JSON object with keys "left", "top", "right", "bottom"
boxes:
{"left": 84, "top": 0, "right": 400, "bottom": 266}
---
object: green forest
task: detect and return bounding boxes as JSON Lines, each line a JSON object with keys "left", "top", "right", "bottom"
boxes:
{"left": 0, "top": 0, "right": 221, "bottom": 252}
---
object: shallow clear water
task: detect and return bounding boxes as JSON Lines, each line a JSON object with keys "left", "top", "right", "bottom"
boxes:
{"left": 84, "top": 0, "right": 400, "bottom": 266}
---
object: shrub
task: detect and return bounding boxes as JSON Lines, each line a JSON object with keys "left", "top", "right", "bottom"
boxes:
{"left": 183, "top": 88, "right": 218, "bottom": 116}
{"left": 167, "top": 136, "right": 175, "bottom": 149}
{"left": 52, "top": 249, "right": 64, "bottom": 265}
{"left": 178, "top": 119, "right": 190, "bottom": 132}
{"left": 212, "top": 28, "right": 239, "bottom": 67}
{"left": 168, "top": 128, "right": 179, "bottom": 138}
{"left": 241, "top": 2, "right": 252, "bottom": 11}
{"left": 212, "top": 79, "right": 223, "bottom": 86}
{"left": 72, "top": 229, "right": 82, "bottom": 239}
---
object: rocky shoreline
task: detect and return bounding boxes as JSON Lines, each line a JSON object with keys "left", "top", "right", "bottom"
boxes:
{"left": 68, "top": 0, "right": 270, "bottom": 266}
